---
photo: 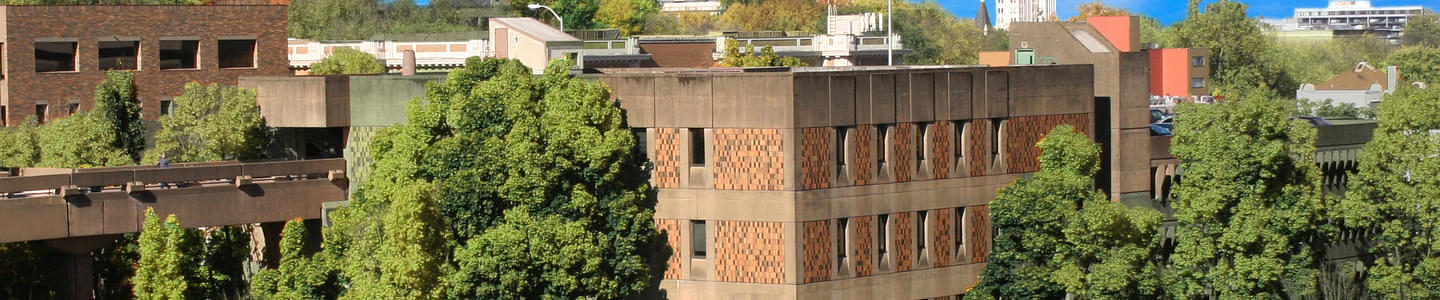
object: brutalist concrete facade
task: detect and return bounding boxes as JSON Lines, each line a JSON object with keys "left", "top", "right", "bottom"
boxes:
{"left": 0, "top": 5, "right": 290, "bottom": 126}
{"left": 600, "top": 65, "right": 1101, "bottom": 299}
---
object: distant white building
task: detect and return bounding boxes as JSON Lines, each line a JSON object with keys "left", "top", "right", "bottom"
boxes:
{"left": 995, "top": 0, "right": 1055, "bottom": 30}
{"left": 1272, "top": 1, "right": 1435, "bottom": 44}
{"left": 660, "top": 0, "right": 721, "bottom": 13}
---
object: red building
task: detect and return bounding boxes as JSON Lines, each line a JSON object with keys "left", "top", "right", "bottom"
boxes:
{"left": 1146, "top": 48, "right": 1210, "bottom": 98}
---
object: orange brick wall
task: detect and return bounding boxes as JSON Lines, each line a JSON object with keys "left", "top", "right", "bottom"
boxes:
{"left": 966, "top": 205, "right": 992, "bottom": 264}
{"left": 929, "top": 121, "right": 955, "bottom": 179}
{"left": 714, "top": 221, "right": 785, "bottom": 283}
{"left": 893, "top": 212, "right": 916, "bottom": 272}
{"left": 653, "top": 128, "right": 681, "bottom": 188}
{"left": 801, "top": 128, "right": 833, "bottom": 190}
{"left": 852, "top": 216, "right": 875, "bottom": 276}
{"left": 713, "top": 129, "right": 785, "bottom": 190}
{"left": 930, "top": 208, "right": 954, "bottom": 267}
{"left": 851, "top": 125, "right": 877, "bottom": 185}
{"left": 656, "top": 219, "right": 683, "bottom": 279}
{"left": 802, "top": 220, "right": 833, "bottom": 283}
{"left": 891, "top": 123, "right": 916, "bottom": 183}
{"left": 967, "top": 120, "right": 994, "bottom": 177}
{"left": 1004, "top": 114, "right": 1092, "bottom": 173}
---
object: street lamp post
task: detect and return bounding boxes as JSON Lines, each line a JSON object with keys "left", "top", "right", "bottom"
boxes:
{"left": 886, "top": 0, "right": 892, "bottom": 66}
{"left": 527, "top": 3, "right": 564, "bottom": 32}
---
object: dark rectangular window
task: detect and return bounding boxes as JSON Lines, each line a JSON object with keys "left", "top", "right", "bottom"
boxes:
{"left": 98, "top": 41, "right": 139, "bottom": 70}
{"left": 956, "top": 207, "right": 967, "bottom": 250}
{"left": 1, "top": 106, "right": 7, "bottom": 125}
{"left": 160, "top": 40, "right": 200, "bottom": 70}
{"left": 34, "top": 104, "right": 47, "bottom": 124}
{"left": 836, "top": 127, "right": 849, "bottom": 173}
{"left": 1191, "top": 78, "right": 1206, "bottom": 88}
{"left": 878, "top": 214, "right": 889, "bottom": 257}
{"left": 218, "top": 39, "right": 256, "bottom": 68}
{"left": 876, "top": 125, "right": 889, "bottom": 167}
{"left": 160, "top": 100, "right": 173, "bottom": 116}
{"left": 67, "top": 103, "right": 78, "bottom": 115}
{"left": 916, "top": 123, "right": 927, "bottom": 167}
{"left": 689, "top": 128, "right": 705, "bottom": 166}
{"left": 691, "top": 220, "right": 706, "bottom": 258}
{"left": 34, "top": 42, "right": 77, "bottom": 72}
{"left": 1190, "top": 56, "right": 1205, "bottom": 67}
{"left": 632, "top": 128, "right": 647, "bottom": 156}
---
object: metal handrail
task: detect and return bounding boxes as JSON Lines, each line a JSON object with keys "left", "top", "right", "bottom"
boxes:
{"left": 0, "top": 158, "right": 345, "bottom": 195}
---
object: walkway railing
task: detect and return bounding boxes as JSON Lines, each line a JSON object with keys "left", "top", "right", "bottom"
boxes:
{"left": 0, "top": 159, "right": 346, "bottom": 198}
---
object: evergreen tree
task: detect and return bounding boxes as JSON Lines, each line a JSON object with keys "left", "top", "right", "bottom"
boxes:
{"left": 251, "top": 219, "right": 341, "bottom": 300}
{"left": 92, "top": 70, "right": 145, "bottom": 164}
{"left": 1339, "top": 87, "right": 1440, "bottom": 298}
{"left": 133, "top": 208, "right": 189, "bottom": 300}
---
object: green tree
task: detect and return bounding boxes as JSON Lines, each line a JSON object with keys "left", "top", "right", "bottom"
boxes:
{"left": 596, "top": 0, "right": 657, "bottom": 36}
{"left": 93, "top": 234, "right": 140, "bottom": 300}
{"left": 719, "top": 38, "right": 807, "bottom": 67}
{"left": 36, "top": 111, "right": 133, "bottom": 168}
{"left": 0, "top": 118, "right": 41, "bottom": 167}
{"left": 982, "top": 29, "right": 1009, "bottom": 52}
{"left": 328, "top": 57, "right": 667, "bottom": 299}
{"left": 251, "top": 219, "right": 341, "bottom": 300}
{"left": 146, "top": 83, "right": 269, "bottom": 164}
{"left": 0, "top": 242, "right": 56, "bottom": 299}
{"left": 1068, "top": 0, "right": 1129, "bottom": 21}
{"left": 133, "top": 208, "right": 190, "bottom": 300}
{"left": 1295, "top": 98, "right": 1375, "bottom": 119}
{"left": 1169, "top": 0, "right": 1296, "bottom": 94}
{"left": 309, "top": 47, "right": 385, "bottom": 75}
{"left": 93, "top": 70, "right": 145, "bottom": 164}
{"left": 967, "top": 125, "right": 1162, "bottom": 299}
{"left": 1389, "top": 46, "right": 1440, "bottom": 86}
{"left": 1338, "top": 87, "right": 1440, "bottom": 298}
{"left": 718, "top": 0, "right": 824, "bottom": 32}
{"left": 1402, "top": 13, "right": 1440, "bottom": 47}
{"left": 509, "top": 0, "right": 600, "bottom": 30}
{"left": 1164, "top": 85, "right": 1326, "bottom": 298}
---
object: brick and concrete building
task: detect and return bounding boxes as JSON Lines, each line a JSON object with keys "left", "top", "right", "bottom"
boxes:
{"left": 488, "top": 17, "right": 582, "bottom": 74}
{"left": 0, "top": 4, "right": 290, "bottom": 126}
{"left": 599, "top": 64, "right": 1098, "bottom": 299}
{"left": 1296, "top": 62, "right": 1401, "bottom": 108}
{"left": 1006, "top": 15, "right": 1155, "bottom": 202}
{"left": 1146, "top": 48, "right": 1211, "bottom": 110}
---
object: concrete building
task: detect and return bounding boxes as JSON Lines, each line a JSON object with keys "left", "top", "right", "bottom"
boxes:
{"left": 599, "top": 64, "right": 1099, "bottom": 299}
{"left": 1006, "top": 16, "right": 1155, "bottom": 201}
{"left": 0, "top": 4, "right": 291, "bottom": 126}
{"left": 1269, "top": 0, "right": 1435, "bottom": 44}
{"left": 994, "top": 0, "right": 1055, "bottom": 30}
{"left": 488, "top": 17, "right": 582, "bottom": 74}
{"left": 1296, "top": 62, "right": 1401, "bottom": 108}
{"left": 660, "top": 0, "right": 723, "bottom": 12}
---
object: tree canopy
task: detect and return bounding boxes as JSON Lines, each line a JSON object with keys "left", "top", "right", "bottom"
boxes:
{"left": 967, "top": 125, "right": 1163, "bottom": 299}
{"left": 1339, "top": 87, "right": 1440, "bottom": 298}
{"left": 309, "top": 47, "right": 385, "bottom": 75}
{"left": 323, "top": 57, "right": 667, "bottom": 299}
{"left": 1402, "top": 13, "right": 1440, "bottom": 47}
{"left": 718, "top": 38, "right": 807, "bottom": 67}
{"left": 1388, "top": 46, "right": 1440, "bottom": 86}
{"left": 147, "top": 83, "right": 269, "bottom": 164}
{"left": 1169, "top": 0, "right": 1296, "bottom": 94}
{"left": 596, "top": 0, "right": 658, "bottom": 36}
{"left": 1165, "top": 85, "right": 1326, "bottom": 298}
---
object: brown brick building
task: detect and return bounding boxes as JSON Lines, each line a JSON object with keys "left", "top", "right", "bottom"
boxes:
{"left": 600, "top": 65, "right": 1100, "bottom": 299}
{"left": 0, "top": 4, "right": 289, "bottom": 126}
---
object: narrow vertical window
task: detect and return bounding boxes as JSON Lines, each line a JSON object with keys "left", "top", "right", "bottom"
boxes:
{"left": 989, "top": 119, "right": 1003, "bottom": 162}
{"left": 878, "top": 214, "right": 889, "bottom": 257}
{"left": 160, "top": 100, "right": 173, "bottom": 116}
{"left": 67, "top": 103, "right": 79, "bottom": 115}
{"left": 956, "top": 207, "right": 967, "bottom": 251}
{"left": 34, "top": 104, "right": 47, "bottom": 125}
{"left": 916, "top": 123, "right": 927, "bottom": 169}
{"left": 837, "top": 218, "right": 849, "bottom": 263}
{"left": 876, "top": 124, "right": 890, "bottom": 173}
{"left": 691, "top": 220, "right": 706, "bottom": 258}
{"left": 689, "top": 128, "right": 705, "bottom": 166}
{"left": 632, "top": 128, "right": 648, "bottom": 157}
{"left": 1, "top": 106, "right": 8, "bottom": 125}
{"left": 917, "top": 211, "right": 928, "bottom": 255}
{"left": 836, "top": 127, "right": 849, "bottom": 176}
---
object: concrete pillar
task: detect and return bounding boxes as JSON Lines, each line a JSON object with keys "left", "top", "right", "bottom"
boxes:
{"left": 255, "top": 221, "right": 285, "bottom": 269}
{"left": 402, "top": 50, "right": 417, "bottom": 76}
{"left": 44, "top": 235, "right": 118, "bottom": 300}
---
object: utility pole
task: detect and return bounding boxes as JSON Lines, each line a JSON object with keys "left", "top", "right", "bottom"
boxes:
{"left": 887, "top": 0, "right": 893, "bottom": 66}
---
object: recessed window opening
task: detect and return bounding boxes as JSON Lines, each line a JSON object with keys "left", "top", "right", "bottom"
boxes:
{"left": 689, "top": 128, "right": 705, "bottom": 166}
{"left": 691, "top": 220, "right": 706, "bottom": 258}
{"left": 98, "top": 41, "right": 139, "bottom": 70}
{"left": 35, "top": 42, "right": 77, "bottom": 72}
{"left": 218, "top": 39, "right": 257, "bottom": 68}
{"left": 160, "top": 40, "right": 200, "bottom": 70}
{"left": 878, "top": 214, "right": 889, "bottom": 258}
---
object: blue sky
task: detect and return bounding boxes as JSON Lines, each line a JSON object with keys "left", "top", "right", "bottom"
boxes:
{"left": 942, "top": 0, "right": 1435, "bottom": 25}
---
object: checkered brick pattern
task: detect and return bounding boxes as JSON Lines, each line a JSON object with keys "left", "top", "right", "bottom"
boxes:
{"left": 714, "top": 221, "right": 785, "bottom": 283}
{"left": 802, "top": 220, "right": 833, "bottom": 283}
{"left": 893, "top": 212, "right": 915, "bottom": 272}
{"left": 653, "top": 128, "right": 681, "bottom": 188}
{"left": 966, "top": 205, "right": 992, "bottom": 264}
{"left": 852, "top": 216, "right": 875, "bottom": 276}
{"left": 891, "top": 123, "right": 915, "bottom": 183}
{"left": 851, "top": 125, "right": 876, "bottom": 185}
{"left": 1004, "top": 114, "right": 1092, "bottom": 173}
{"left": 655, "top": 219, "right": 683, "bottom": 279}
{"left": 930, "top": 208, "right": 954, "bottom": 267}
{"left": 929, "top": 121, "right": 954, "bottom": 179}
{"left": 801, "top": 127, "right": 833, "bottom": 190}
{"left": 967, "top": 120, "right": 993, "bottom": 177}
{"left": 713, "top": 129, "right": 785, "bottom": 190}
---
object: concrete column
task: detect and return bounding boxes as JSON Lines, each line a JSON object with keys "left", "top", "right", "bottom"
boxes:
{"left": 44, "top": 235, "right": 118, "bottom": 300}
{"left": 256, "top": 221, "right": 285, "bottom": 269}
